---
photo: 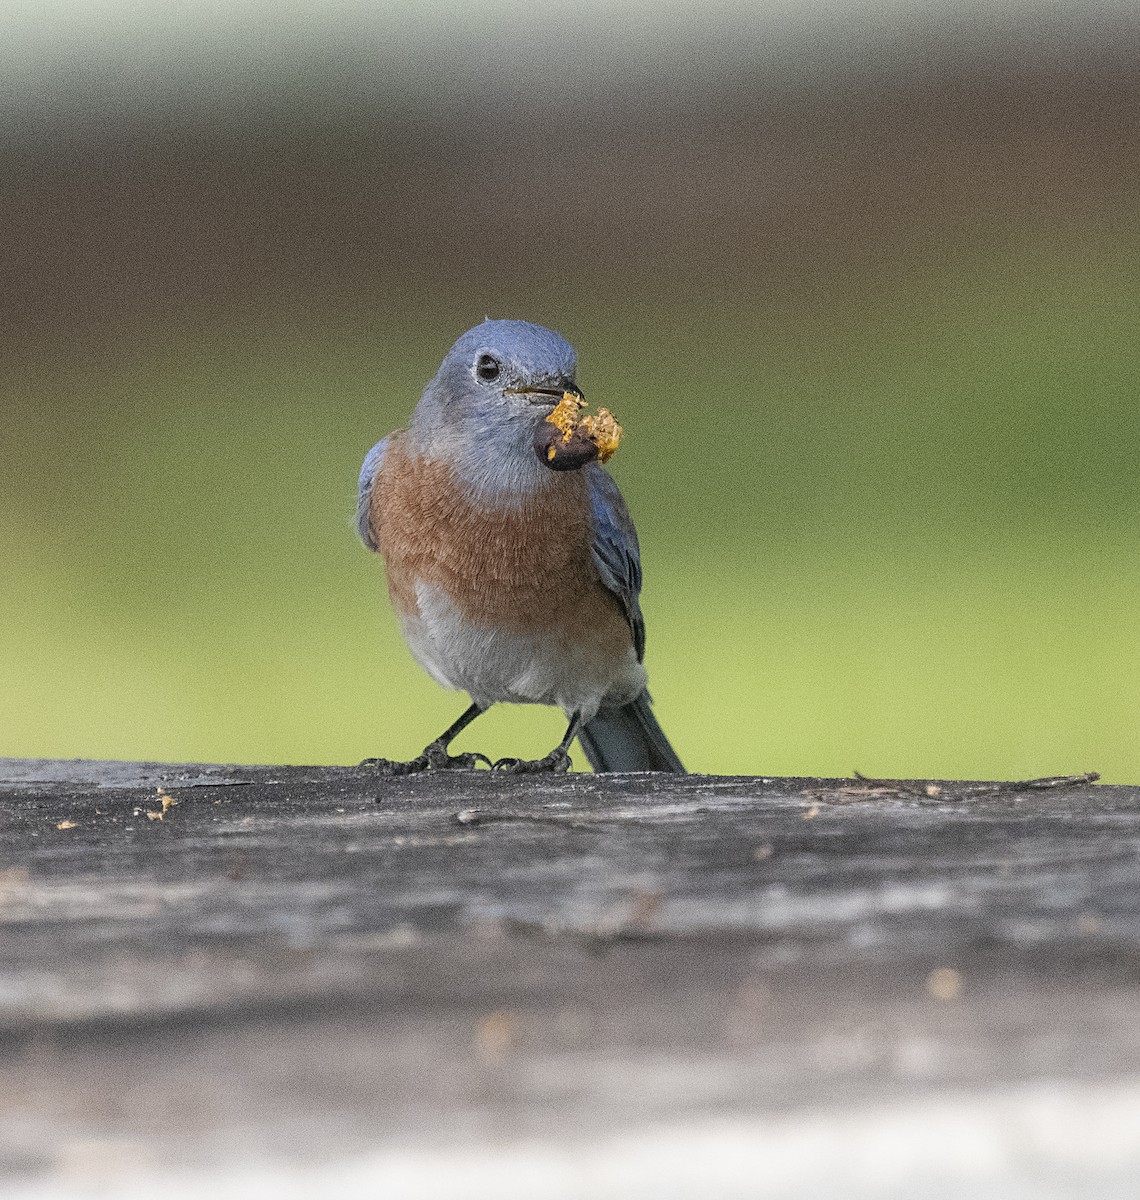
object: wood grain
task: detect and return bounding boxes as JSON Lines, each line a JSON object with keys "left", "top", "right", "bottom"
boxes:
{"left": 1, "top": 759, "right": 1138, "bottom": 1195}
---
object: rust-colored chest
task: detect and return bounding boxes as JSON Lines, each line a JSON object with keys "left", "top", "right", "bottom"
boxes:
{"left": 369, "top": 435, "right": 624, "bottom": 639}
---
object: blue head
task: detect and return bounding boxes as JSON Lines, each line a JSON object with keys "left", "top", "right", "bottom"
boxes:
{"left": 409, "top": 319, "right": 582, "bottom": 499}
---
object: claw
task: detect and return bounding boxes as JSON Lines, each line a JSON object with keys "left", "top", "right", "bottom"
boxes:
{"left": 439, "top": 751, "right": 493, "bottom": 770}
{"left": 362, "top": 746, "right": 492, "bottom": 774}
{"left": 492, "top": 748, "right": 573, "bottom": 774}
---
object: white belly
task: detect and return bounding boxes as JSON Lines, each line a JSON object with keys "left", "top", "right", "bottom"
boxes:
{"left": 400, "top": 583, "right": 646, "bottom": 719}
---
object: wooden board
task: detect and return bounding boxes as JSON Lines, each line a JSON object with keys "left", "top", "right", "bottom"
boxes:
{"left": 2, "top": 759, "right": 1139, "bottom": 1197}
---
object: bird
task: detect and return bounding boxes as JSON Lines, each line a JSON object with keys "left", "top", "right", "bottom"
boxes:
{"left": 356, "top": 318, "right": 684, "bottom": 775}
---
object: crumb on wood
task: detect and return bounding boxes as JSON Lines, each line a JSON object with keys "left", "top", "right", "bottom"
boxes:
{"left": 926, "top": 966, "right": 963, "bottom": 1001}
{"left": 475, "top": 1010, "right": 518, "bottom": 1061}
{"left": 140, "top": 786, "right": 179, "bottom": 821}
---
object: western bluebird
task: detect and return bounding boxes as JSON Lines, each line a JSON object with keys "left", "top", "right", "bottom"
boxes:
{"left": 356, "top": 318, "right": 684, "bottom": 774}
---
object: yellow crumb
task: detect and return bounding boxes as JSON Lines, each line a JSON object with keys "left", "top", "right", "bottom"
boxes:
{"left": 55, "top": 820, "right": 77, "bottom": 830}
{"left": 544, "top": 392, "right": 623, "bottom": 461}
{"left": 156, "top": 786, "right": 178, "bottom": 814}
{"left": 583, "top": 407, "right": 622, "bottom": 462}
{"left": 547, "top": 392, "right": 586, "bottom": 442}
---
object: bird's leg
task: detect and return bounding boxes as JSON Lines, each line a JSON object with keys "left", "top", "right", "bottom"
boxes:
{"left": 493, "top": 713, "right": 582, "bottom": 775}
{"left": 362, "top": 703, "right": 492, "bottom": 775}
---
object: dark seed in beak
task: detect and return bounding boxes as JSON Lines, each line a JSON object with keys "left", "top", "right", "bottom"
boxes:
{"left": 533, "top": 420, "right": 600, "bottom": 472}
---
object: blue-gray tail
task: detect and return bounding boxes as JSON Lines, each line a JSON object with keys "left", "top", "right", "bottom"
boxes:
{"left": 578, "top": 691, "right": 686, "bottom": 773}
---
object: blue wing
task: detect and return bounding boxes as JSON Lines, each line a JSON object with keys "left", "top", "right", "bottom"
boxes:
{"left": 356, "top": 436, "right": 389, "bottom": 551}
{"left": 585, "top": 464, "right": 646, "bottom": 661}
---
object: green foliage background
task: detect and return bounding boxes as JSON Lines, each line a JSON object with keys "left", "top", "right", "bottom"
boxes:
{"left": 4, "top": 217, "right": 1138, "bottom": 778}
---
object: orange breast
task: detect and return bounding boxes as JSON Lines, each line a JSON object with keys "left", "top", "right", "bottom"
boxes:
{"left": 370, "top": 435, "right": 631, "bottom": 651}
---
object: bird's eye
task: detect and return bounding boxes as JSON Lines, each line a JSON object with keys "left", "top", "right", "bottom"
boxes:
{"left": 475, "top": 354, "right": 501, "bottom": 382}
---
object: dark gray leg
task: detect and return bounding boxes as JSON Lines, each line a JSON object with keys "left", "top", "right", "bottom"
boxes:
{"left": 362, "top": 703, "right": 492, "bottom": 775}
{"left": 493, "top": 712, "right": 582, "bottom": 775}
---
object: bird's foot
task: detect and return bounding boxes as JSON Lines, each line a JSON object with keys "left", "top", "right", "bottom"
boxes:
{"left": 492, "top": 747, "right": 573, "bottom": 774}
{"left": 361, "top": 744, "right": 492, "bottom": 775}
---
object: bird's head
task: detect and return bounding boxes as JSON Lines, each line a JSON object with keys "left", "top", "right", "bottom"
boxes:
{"left": 414, "top": 318, "right": 579, "bottom": 437}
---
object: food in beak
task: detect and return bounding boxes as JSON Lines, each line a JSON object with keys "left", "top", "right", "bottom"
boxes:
{"left": 534, "top": 392, "right": 623, "bottom": 471}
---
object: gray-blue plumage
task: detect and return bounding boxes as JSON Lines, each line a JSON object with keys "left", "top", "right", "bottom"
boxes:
{"left": 356, "top": 435, "right": 389, "bottom": 551}
{"left": 584, "top": 464, "right": 645, "bottom": 661}
{"left": 578, "top": 463, "right": 682, "bottom": 772}
{"left": 357, "top": 318, "right": 684, "bottom": 774}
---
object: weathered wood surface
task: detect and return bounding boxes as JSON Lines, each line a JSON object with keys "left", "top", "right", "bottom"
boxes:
{"left": 2, "top": 758, "right": 1140, "bottom": 1198}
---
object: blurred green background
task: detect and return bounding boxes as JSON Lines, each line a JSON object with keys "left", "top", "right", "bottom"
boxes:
{"left": 3, "top": 1, "right": 1140, "bottom": 778}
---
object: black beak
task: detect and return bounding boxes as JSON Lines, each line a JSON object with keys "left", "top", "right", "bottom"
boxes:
{"left": 506, "top": 382, "right": 584, "bottom": 405}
